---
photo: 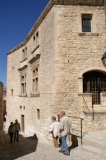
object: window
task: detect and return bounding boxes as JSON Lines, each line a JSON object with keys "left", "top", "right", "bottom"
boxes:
{"left": 18, "top": 65, "right": 27, "bottom": 97}
{"left": 11, "top": 89, "right": 13, "bottom": 95}
{"left": 82, "top": 14, "right": 92, "bottom": 32}
{"left": 20, "top": 106, "right": 22, "bottom": 109}
{"left": 83, "top": 71, "right": 106, "bottom": 104}
{"left": 20, "top": 74, "right": 26, "bottom": 96}
{"left": 32, "top": 67, "right": 39, "bottom": 94}
{"left": 29, "top": 54, "right": 40, "bottom": 96}
{"left": 33, "top": 36, "right": 35, "bottom": 41}
{"left": 37, "top": 109, "right": 40, "bottom": 119}
{"left": 22, "top": 47, "right": 27, "bottom": 61}
{"left": 33, "top": 31, "right": 39, "bottom": 47}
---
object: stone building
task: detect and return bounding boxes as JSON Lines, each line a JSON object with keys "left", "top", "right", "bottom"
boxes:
{"left": 7, "top": 0, "right": 106, "bottom": 137}
{"left": 0, "top": 82, "right": 4, "bottom": 144}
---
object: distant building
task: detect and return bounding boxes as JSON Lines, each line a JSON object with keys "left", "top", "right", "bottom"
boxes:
{"left": 0, "top": 82, "right": 4, "bottom": 144}
{"left": 7, "top": 0, "right": 106, "bottom": 137}
{"left": 3, "top": 88, "right": 6, "bottom": 121}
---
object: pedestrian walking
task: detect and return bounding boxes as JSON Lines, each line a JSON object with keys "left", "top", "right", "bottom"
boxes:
{"left": 8, "top": 122, "right": 15, "bottom": 143}
{"left": 14, "top": 119, "right": 21, "bottom": 142}
{"left": 49, "top": 116, "right": 60, "bottom": 148}
{"left": 59, "top": 111, "right": 72, "bottom": 156}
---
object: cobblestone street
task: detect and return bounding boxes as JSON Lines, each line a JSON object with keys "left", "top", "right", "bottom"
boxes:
{"left": 0, "top": 132, "right": 106, "bottom": 160}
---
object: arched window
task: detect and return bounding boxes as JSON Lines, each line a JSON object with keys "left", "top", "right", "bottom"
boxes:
{"left": 83, "top": 71, "right": 106, "bottom": 104}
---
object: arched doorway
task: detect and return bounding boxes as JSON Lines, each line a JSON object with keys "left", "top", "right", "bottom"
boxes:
{"left": 83, "top": 71, "right": 106, "bottom": 104}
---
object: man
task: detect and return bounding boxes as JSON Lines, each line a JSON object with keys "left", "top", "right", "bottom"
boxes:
{"left": 49, "top": 116, "right": 60, "bottom": 148}
{"left": 14, "top": 119, "right": 21, "bottom": 142}
{"left": 59, "top": 111, "right": 71, "bottom": 156}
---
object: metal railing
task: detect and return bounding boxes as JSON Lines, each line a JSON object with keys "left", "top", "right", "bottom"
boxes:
{"left": 68, "top": 116, "right": 84, "bottom": 145}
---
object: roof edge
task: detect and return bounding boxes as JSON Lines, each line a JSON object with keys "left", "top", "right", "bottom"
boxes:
{"left": 7, "top": 0, "right": 104, "bottom": 55}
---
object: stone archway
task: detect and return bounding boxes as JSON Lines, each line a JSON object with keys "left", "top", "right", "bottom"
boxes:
{"left": 78, "top": 67, "right": 106, "bottom": 93}
{"left": 83, "top": 71, "right": 106, "bottom": 104}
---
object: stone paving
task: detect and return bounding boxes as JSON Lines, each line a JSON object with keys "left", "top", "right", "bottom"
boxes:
{"left": 0, "top": 131, "right": 106, "bottom": 160}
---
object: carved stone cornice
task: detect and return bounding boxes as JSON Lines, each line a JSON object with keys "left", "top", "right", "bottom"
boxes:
{"left": 51, "top": 0, "right": 104, "bottom": 5}
{"left": 29, "top": 54, "right": 40, "bottom": 64}
{"left": 18, "top": 65, "right": 27, "bottom": 71}
{"left": 31, "top": 45, "right": 39, "bottom": 54}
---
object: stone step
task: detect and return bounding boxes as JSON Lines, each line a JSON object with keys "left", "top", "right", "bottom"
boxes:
{"left": 80, "top": 144, "right": 106, "bottom": 158}
{"left": 82, "top": 136, "right": 106, "bottom": 150}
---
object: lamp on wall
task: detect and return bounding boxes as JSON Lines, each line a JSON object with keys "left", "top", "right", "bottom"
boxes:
{"left": 102, "top": 52, "right": 106, "bottom": 67}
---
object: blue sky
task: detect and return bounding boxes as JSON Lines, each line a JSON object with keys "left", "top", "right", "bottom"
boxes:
{"left": 0, "top": 0, "right": 49, "bottom": 87}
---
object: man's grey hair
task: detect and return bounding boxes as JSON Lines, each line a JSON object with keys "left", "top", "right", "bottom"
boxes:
{"left": 61, "top": 111, "right": 65, "bottom": 115}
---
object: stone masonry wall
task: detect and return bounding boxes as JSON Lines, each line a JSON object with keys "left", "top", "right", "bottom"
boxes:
{"left": 7, "top": 2, "right": 106, "bottom": 137}
{"left": 84, "top": 112, "right": 106, "bottom": 131}
{"left": 53, "top": 5, "right": 106, "bottom": 131}
{"left": 7, "top": 8, "right": 56, "bottom": 137}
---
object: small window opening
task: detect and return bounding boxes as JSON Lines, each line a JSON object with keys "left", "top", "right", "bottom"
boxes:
{"left": 37, "top": 109, "right": 40, "bottom": 119}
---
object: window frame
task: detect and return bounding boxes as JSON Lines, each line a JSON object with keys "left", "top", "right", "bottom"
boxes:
{"left": 81, "top": 14, "right": 92, "bottom": 32}
{"left": 33, "top": 31, "right": 39, "bottom": 48}
{"left": 19, "top": 69, "right": 27, "bottom": 97}
{"left": 22, "top": 46, "right": 27, "bottom": 61}
{"left": 30, "top": 58, "right": 40, "bottom": 97}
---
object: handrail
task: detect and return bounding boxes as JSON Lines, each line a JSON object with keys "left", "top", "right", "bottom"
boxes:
{"left": 68, "top": 116, "right": 84, "bottom": 145}
{"left": 82, "top": 96, "right": 90, "bottom": 112}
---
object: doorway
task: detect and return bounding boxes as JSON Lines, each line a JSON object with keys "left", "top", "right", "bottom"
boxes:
{"left": 21, "top": 115, "right": 25, "bottom": 132}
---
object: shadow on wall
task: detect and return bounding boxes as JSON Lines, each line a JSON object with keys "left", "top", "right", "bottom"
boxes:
{"left": 0, "top": 133, "right": 38, "bottom": 160}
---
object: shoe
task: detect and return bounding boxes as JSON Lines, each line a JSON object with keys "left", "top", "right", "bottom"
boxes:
{"left": 54, "top": 146, "right": 59, "bottom": 148}
{"left": 63, "top": 153, "right": 70, "bottom": 156}
{"left": 59, "top": 150, "right": 65, "bottom": 153}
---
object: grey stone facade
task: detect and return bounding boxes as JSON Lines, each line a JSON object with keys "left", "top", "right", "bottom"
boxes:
{"left": 7, "top": 0, "right": 106, "bottom": 137}
{"left": 0, "top": 82, "right": 4, "bottom": 144}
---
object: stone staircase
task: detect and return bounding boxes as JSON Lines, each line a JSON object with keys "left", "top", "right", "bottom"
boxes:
{"left": 80, "top": 130, "right": 106, "bottom": 158}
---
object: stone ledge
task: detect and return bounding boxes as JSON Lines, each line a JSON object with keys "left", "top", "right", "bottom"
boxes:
{"left": 30, "top": 93, "right": 40, "bottom": 97}
{"left": 78, "top": 93, "right": 92, "bottom": 96}
{"left": 84, "top": 111, "right": 106, "bottom": 114}
{"left": 31, "top": 45, "right": 39, "bottom": 54}
{"left": 78, "top": 33, "right": 99, "bottom": 36}
{"left": 19, "top": 94, "right": 27, "bottom": 97}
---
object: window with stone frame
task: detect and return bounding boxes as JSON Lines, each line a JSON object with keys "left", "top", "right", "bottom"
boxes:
{"left": 18, "top": 65, "right": 27, "bottom": 97}
{"left": 82, "top": 14, "right": 92, "bottom": 32}
{"left": 33, "top": 31, "right": 39, "bottom": 48}
{"left": 22, "top": 47, "right": 27, "bottom": 61}
{"left": 20, "top": 74, "right": 27, "bottom": 96}
{"left": 32, "top": 67, "right": 39, "bottom": 93}
{"left": 29, "top": 54, "right": 40, "bottom": 96}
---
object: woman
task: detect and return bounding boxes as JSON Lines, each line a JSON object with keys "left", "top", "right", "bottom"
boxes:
{"left": 49, "top": 116, "right": 60, "bottom": 148}
{"left": 8, "top": 122, "right": 15, "bottom": 143}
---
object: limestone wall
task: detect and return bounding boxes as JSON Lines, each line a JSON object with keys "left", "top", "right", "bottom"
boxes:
{"left": 54, "top": 5, "right": 106, "bottom": 109}
{"left": 7, "top": 7, "right": 56, "bottom": 136}
{"left": 0, "top": 82, "right": 3, "bottom": 144}
{"left": 84, "top": 112, "right": 106, "bottom": 131}
{"left": 7, "top": 2, "right": 106, "bottom": 137}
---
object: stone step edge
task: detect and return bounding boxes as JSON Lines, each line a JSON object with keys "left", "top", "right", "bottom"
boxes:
{"left": 82, "top": 138, "right": 106, "bottom": 150}
{"left": 80, "top": 144, "right": 106, "bottom": 158}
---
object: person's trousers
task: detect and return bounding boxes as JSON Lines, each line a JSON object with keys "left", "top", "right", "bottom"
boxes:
{"left": 14, "top": 131, "right": 19, "bottom": 141}
{"left": 53, "top": 137, "right": 59, "bottom": 148}
{"left": 10, "top": 133, "right": 14, "bottom": 143}
{"left": 61, "top": 136, "right": 70, "bottom": 155}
